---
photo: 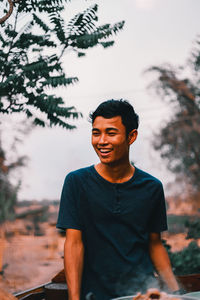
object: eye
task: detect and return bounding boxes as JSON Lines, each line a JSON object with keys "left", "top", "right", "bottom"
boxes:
{"left": 92, "top": 131, "right": 100, "bottom": 136}
{"left": 108, "top": 132, "right": 117, "bottom": 136}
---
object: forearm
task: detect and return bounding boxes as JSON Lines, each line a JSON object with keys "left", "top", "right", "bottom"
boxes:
{"left": 64, "top": 237, "right": 84, "bottom": 300}
{"left": 149, "top": 239, "right": 179, "bottom": 291}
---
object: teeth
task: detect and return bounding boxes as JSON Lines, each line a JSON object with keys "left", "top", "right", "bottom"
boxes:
{"left": 99, "top": 149, "right": 111, "bottom": 153}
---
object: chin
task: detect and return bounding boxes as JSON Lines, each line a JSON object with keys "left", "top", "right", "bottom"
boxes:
{"left": 100, "top": 159, "right": 112, "bottom": 164}
{"left": 99, "top": 158, "right": 112, "bottom": 164}
{"left": 100, "top": 159, "right": 118, "bottom": 166}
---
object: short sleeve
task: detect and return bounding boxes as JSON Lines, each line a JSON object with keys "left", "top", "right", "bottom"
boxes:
{"left": 56, "top": 173, "right": 82, "bottom": 230}
{"left": 149, "top": 183, "right": 168, "bottom": 233}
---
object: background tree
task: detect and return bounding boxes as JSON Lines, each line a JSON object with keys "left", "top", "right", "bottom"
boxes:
{"left": 0, "top": 0, "right": 124, "bottom": 129}
{"left": 0, "top": 0, "right": 125, "bottom": 275}
{"left": 0, "top": 0, "right": 124, "bottom": 204}
{"left": 0, "top": 0, "right": 124, "bottom": 226}
{"left": 147, "top": 37, "right": 200, "bottom": 277}
{"left": 0, "top": 126, "right": 27, "bottom": 273}
{"left": 147, "top": 37, "right": 200, "bottom": 189}
{"left": 0, "top": 145, "right": 24, "bottom": 223}
{"left": 0, "top": 119, "right": 29, "bottom": 224}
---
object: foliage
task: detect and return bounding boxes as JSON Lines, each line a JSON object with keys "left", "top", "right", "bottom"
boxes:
{"left": 163, "top": 213, "right": 200, "bottom": 275}
{"left": 185, "top": 219, "right": 200, "bottom": 240}
{"left": 0, "top": 139, "right": 26, "bottom": 223}
{"left": 0, "top": 0, "right": 125, "bottom": 129}
{"left": 147, "top": 37, "right": 200, "bottom": 188}
{"left": 167, "top": 214, "right": 191, "bottom": 234}
{"left": 163, "top": 240, "right": 200, "bottom": 275}
{"left": 0, "top": 182, "right": 17, "bottom": 223}
{"left": 0, "top": 0, "right": 124, "bottom": 222}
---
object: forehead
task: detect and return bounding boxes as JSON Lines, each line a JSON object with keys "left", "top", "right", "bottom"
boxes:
{"left": 92, "top": 116, "right": 125, "bottom": 129}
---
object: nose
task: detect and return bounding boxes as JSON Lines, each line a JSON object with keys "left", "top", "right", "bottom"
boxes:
{"left": 98, "top": 133, "right": 108, "bottom": 144}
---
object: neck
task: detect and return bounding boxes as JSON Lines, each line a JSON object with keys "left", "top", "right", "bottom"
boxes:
{"left": 95, "top": 160, "right": 135, "bottom": 183}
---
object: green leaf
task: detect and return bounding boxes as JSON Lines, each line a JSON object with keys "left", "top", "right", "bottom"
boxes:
{"left": 25, "top": 109, "right": 33, "bottom": 118}
{"left": 49, "top": 12, "right": 66, "bottom": 43}
{"left": 42, "top": 76, "right": 79, "bottom": 88}
{"left": 34, "top": 118, "right": 46, "bottom": 127}
{"left": 100, "top": 41, "right": 115, "bottom": 48}
{"left": 77, "top": 51, "right": 86, "bottom": 57}
{"left": 33, "top": 14, "right": 50, "bottom": 33}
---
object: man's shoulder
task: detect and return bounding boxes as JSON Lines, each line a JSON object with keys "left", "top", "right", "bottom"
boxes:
{"left": 135, "top": 167, "right": 163, "bottom": 186}
{"left": 64, "top": 165, "right": 94, "bottom": 182}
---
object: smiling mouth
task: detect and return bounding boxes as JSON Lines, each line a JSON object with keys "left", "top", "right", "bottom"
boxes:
{"left": 98, "top": 148, "right": 112, "bottom": 154}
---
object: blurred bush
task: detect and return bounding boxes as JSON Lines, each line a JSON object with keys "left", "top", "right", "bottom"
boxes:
{"left": 0, "top": 145, "right": 24, "bottom": 224}
{"left": 163, "top": 240, "right": 200, "bottom": 275}
{"left": 185, "top": 219, "right": 200, "bottom": 240}
{"left": 167, "top": 214, "right": 200, "bottom": 234}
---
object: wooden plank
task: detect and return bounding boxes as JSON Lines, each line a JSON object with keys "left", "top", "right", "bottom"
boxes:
{"left": 18, "top": 291, "right": 45, "bottom": 300}
{"left": 177, "top": 274, "right": 200, "bottom": 292}
{"left": 14, "top": 282, "right": 50, "bottom": 299}
{"left": 51, "top": 269, "right": 65, "bottom": 283}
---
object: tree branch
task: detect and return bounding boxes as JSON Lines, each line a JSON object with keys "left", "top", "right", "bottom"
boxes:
{"left": 0, "top": 0, "right": 13, "bottom": 24}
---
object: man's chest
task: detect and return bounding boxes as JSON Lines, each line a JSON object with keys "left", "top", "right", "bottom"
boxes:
{"left": 78, "top": 180, "right": 157, "bottom": 230}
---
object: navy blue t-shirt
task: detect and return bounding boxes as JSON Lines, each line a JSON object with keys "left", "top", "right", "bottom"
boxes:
{"left": 56, "top": 165, "right": 167, "bottom": 300}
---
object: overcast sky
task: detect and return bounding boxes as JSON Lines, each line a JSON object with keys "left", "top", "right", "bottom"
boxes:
{"left": 6, "top": 0, "right": 200, "bottom": 201}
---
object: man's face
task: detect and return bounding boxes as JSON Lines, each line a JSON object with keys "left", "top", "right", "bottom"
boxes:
{"left": 92, "top": 116, "right": 136, "bottom": 166}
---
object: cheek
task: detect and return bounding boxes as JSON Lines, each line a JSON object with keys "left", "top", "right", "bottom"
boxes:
{"left": 91, "top": 136, "right": 96, "bottom": 145}
{"left": 91, "top": 138, "right": 98, "bottom": 149}
{"left": 115, "top": 141, "right": 129, "bottom": 153}
{"left": 113, "top": 137, "right": 128, "bottom": 147}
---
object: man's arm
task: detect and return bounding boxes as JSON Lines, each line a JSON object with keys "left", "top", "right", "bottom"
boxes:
{"left": 149, "top": 232, "right": 179, "bottom": 292}
{"left": 64, "top": 229, "right": 84, "bottom": 300}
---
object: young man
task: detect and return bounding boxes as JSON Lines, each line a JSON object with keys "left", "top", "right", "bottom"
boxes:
{"left": 56, "top": 100, "right": 179, "bottom": 300}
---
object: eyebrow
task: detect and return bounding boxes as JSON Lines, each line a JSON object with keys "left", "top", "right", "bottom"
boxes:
{"left": 92, "top": 127, "right": 119, "bottom": 132}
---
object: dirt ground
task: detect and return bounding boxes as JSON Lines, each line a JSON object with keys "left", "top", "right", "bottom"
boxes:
{"left": 0, "top": 221, "right": 65, "bottom": 294}
{"left": 0, "top": 202, "right": 199, "bottom": 295}
{"left": 0, "top": 228, "right": 195, "bottom": 295}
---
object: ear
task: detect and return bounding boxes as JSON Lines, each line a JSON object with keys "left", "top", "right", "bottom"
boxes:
{"left": 128, "top": 129, "right": 138, "bottom": 145}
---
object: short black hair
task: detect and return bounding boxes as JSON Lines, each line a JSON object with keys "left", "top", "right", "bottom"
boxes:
{"left": 89, "top": 99, "right": 139, "bottom": 135}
